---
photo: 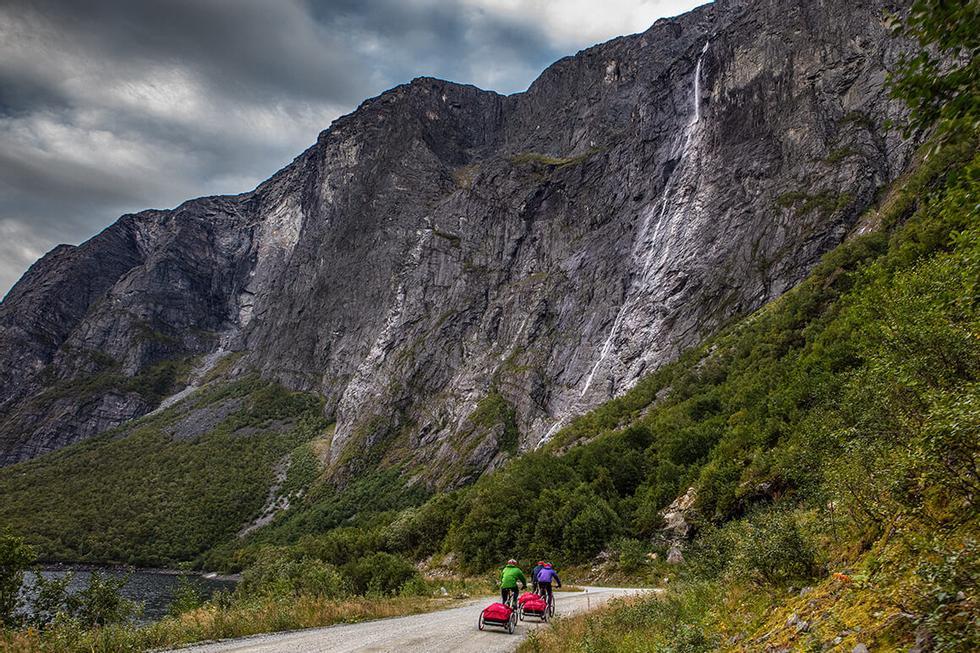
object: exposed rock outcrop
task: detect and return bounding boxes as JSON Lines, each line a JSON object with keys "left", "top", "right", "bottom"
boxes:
{"left": 662, "top": 487, "right": 699, "bottom": 564}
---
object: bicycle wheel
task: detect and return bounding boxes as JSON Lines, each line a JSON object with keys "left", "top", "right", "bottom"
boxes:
{"left": 548, "top": 595, "right": 555, "bottom": 617}
{"left": 478, "top": 613, "right": 485, "bottom": 631}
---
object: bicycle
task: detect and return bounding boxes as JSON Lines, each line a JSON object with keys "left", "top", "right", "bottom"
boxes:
{"left": 537, "top": 583, "right": 556, "bottom": 616}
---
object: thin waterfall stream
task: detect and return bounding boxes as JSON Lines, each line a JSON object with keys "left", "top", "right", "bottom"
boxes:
{"left": 577, "top": 40, "right": 710, "bottom": 402}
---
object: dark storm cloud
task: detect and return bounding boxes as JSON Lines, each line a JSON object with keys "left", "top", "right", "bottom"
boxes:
{"left": 3, "top": 0, "right": 371, "bottom": 104}
{"left": 0, "top": 0, "right": 705, "bottom": 297}
{"left": 306, "top": 0, "right": 561, "bottom": 88}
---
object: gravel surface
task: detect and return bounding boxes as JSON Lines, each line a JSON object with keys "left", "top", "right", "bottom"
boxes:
{"left": 171, "top": 586, "right": 652, "bottom": 653}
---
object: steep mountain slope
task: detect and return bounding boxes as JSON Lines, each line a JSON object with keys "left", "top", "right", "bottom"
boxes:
{"left": 0, "top": 0, "right": 919, "bottom": 475}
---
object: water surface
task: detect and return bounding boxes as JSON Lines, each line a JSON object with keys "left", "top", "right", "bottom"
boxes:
{"left": 21, "top": 566, "right": 237, "bottom": 623}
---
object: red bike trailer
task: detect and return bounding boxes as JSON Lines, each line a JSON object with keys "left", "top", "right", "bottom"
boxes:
{"left": 518, "top": 596, "right": 549, "bottom": 623}
{"left": 478, "top": 602, "right": 517, "bottom": 634}
{"left": 517, "top": 591, "right": 538, "bottom": 606}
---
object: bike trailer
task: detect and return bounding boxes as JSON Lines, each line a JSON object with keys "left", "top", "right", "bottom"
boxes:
{"left": 478, "top": 602, "right": 517, "bottom": 634}
{"left": 519, "top": 596, "right": 549, "bottom": 622}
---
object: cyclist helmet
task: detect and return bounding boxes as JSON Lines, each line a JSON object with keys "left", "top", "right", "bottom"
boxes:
{"left": 507, "top": 558, "right": 517, "bottom": 565}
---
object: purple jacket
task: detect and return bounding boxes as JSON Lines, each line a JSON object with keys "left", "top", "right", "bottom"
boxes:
{"left": 536, "top": 568, "right": 560, "bottom": 584}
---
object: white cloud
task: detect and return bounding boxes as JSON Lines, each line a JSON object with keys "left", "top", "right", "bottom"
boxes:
{"left": 0, "top": 219, "right": 56, "bottom": 298}
{"left": 462, "top": 0, "right": 707, "bottom": 49}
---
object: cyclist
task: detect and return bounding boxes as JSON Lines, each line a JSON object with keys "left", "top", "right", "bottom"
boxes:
{"left": 499, "top": 559, "right": 527, "bottom": 608}
{"left": 535, "top": 562, "right": 562, "bottom": 609}
{"left": 531, "top": 560, "right": 545, "bottom": 594}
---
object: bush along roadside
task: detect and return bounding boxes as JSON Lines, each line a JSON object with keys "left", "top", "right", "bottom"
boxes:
{"left": 0, "top": 534, "right": 495, "bottom": 653}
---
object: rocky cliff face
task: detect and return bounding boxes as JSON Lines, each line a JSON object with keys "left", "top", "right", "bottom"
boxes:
{"left": 0, "top": 0, "right": 917, "bottom": 480}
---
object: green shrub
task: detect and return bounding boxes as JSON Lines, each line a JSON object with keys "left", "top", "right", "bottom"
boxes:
{"left": 914, "top": 539, "right": 980, "bottom": 652}
{"left": 341, "top": 553, "right": 419, "bottom": 596}
{"left": 384, "top": 491, "right": 461, "bottom": 559}
{"left": 695, "top": 459, "right": 743, "bottom": 522}
{"left": 298, "top": 528, "right": 387, "bottom": 567}
{"left": 27, "top": 572, "right": 76, "bottom": 629}
{"left": 616, "top": 539, "right": 647, "bottom": 573}
{"left": 0, "top": 533, "right": 34, "bottom": 627}
{"left": 398, "top": 576, "right": 430, "bottom": 597}
{"left": 27, "top": 571, "right": 141, "bottom": 629}
{"left": 74, "top": 573, "right": 139, "bottom": 627}
{"left": 167, "top": 577, "right": 205, "bottom": 617}
{"left": 741, "top": 511, "right": 821, "bottom": 584}
{"left": 563, "top": 499, "right": 621, "bottom": 560}
{"left": 238, "top": 548, "right": 349, "bottom": 599}
{"left": 692, "top": 510, "right": 821, "bottom": 586}
{"left": 887, "top": 0, "right": 980, "bottom": 145}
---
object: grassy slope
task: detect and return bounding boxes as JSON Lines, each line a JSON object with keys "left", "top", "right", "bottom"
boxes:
{"left": 0, "top": 377, "right": 328, "bottom": 567}
{"left": 512, "top": 139, "right": 980, "bottom": 651}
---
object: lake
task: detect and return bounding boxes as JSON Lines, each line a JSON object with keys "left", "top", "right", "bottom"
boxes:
{"left": 21, "top": 566, "right": 238, "bottom": 624}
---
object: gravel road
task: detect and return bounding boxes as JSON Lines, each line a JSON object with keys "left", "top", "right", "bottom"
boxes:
{"left": 172, "top": 586, "right": 650, "bottom": 653}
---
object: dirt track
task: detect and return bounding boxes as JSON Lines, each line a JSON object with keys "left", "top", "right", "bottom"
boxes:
{"left": 172, "top": 586, "right": 650, "bottom": 653}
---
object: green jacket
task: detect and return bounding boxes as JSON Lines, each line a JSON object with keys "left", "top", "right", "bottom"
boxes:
{"left": 500, "top": 564, "right": 527, "bottom": 590}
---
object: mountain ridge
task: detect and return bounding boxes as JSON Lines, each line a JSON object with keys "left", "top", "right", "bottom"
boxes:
{"left": 0, "top": 0, "right": 918, "bottom": 477}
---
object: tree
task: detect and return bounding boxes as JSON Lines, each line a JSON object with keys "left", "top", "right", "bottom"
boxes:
{"left": 0, "top": 532, "right": 35, "bottom": 627}
{"left": 888, "top": 0, "right": 980, "bottom": 147}
{"left": 563, "top": 498, "right": 621, "bottom": 560}
{"left": 75, "top": 572, "right": 139, "bottom": 627}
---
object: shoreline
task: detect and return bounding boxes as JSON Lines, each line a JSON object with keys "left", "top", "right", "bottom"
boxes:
{"left": 33, "top": 563, "right": 241, "bottom": 583}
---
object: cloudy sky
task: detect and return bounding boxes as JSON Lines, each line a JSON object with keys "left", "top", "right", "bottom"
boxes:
{"left": 0, "top": 0, "right": 707, "bottom": 297}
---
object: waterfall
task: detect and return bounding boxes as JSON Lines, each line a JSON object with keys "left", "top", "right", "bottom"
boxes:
{"left": 694, "top": 40, "right": 708, "bottom": 122}
{"left": 539, "top": 418, "right": 566, "bottom": 445}
{"left": 578, "top": 40, "right": 710, "bottom": 400}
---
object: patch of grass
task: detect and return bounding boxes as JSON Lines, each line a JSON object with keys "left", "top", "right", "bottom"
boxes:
{"left": 452, "top": 164, "right": 480, "bottom": 189}
{"left": 775, "top": 190, "right": 854, "bottom": 216}
{"left": 429, "top": 228, "right": 462, "bottom": 247}
{"left": 840, "top": 110, "right": 875, "bottom": 131}
{"left": 33, "top": 357, "right": 194, "bottom": 407}
{"left": 825, "top": 146, "right": 861, "bottom": 164}
{"left": 279, "top": 442, "right": 321, "bottom": 502}
{"left": 199, "top": 351, "right": 244, "bottom": 385}
{"left": 134, "top": 321, "right": 179, "bottom": 347}
{"left": 509, "top": 147, "right": 603, "bottom": 169}
{"left": 468, "top": 391, "right": 519, "bottom": 454}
